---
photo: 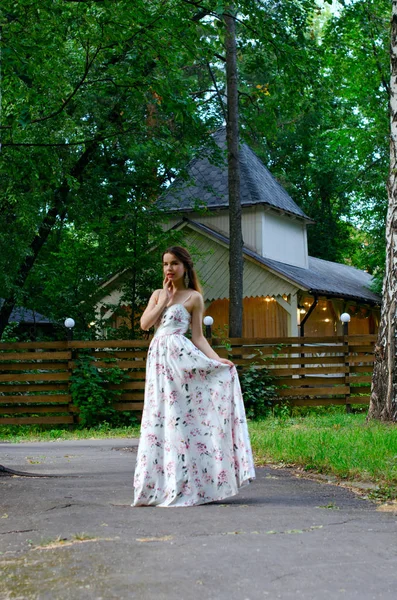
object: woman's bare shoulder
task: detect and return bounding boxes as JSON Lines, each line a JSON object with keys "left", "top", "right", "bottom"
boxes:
{"left": 150, "top": 289, "right": 163, "bottom": 303}
{"left": 190, "top": 290, "right": 204, "bottom": 306}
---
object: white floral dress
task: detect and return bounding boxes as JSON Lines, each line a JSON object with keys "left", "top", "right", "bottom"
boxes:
{"left": 133, "top": 303, "right": 255, "bottom": 507}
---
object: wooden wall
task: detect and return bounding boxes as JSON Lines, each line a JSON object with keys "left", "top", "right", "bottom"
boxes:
{"left": 206, "top": 296, "right": 288, "bottom": 338}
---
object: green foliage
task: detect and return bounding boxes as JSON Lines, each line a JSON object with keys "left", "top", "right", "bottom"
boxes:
{"left": 0, "top": 322, "right": 21, "bottom": 343}
{"left": 240, "top": 363, "right": 278, "bottom": 419}
{"left": 0, "top": 0, "right": 389, "bottom": 338}
{"left": 240, "top": 0, "right": 389, "bottom": 272}
{"left": 70, "top": 353, "right": 136, "bottom": 428}
{"left": 0, "top": 0, "right": 220, "bottom": 336}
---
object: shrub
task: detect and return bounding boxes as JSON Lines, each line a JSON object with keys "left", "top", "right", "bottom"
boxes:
{"left": 70, "top": 352, "right": 138, "bottom": 428}
{"left": 240, "top": 363, "right": 278, "bottom": 419}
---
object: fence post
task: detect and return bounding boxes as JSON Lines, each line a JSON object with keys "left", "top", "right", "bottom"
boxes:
{"left": 67, "top": 339, "right": 78, "bottom": 427}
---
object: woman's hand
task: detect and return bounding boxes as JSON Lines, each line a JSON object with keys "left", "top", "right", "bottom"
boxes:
{"left": 217, "top": 358, "right": 234, "bottom": 367}
{"left": 158, "top": 275, "right": 174, "bottom": 305}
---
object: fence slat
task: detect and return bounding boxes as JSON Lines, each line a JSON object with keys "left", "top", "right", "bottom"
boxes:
{"left": 119, "top": 393, "right": 145, "bottom": 401}
{"left": 347, "top": 375, "right": 372, "bottom": 383}
{"left": 269, "top": 366, "right": 347, "bottom": 376}
{"left": 234, "top": 355, "right": 345, "bottom": 366}
{"left": 274, "top": 377, "right": 346, "bottom": 387}
{"left": 90, "top": 350, "right": 149, "bottom": 359}
{"left": 229, "top": 345, "right": 346, "bottom": 357}
{"left": 0, "top": 416, "right": 74, "bottom": 425}
{"left": 0, "top": 351, "right": 72, "bottom": 361}
{"left": 71, "top": 340, "right": 150, "bottom": 349}
{"left": 71, "top": 360, "right": 147, "bottom": 369}
{"left": 0, "top": 341, "right": 68, "bottom": 350}
{"left": 277, "top": 386, "right": 350, "bottom": 398}
{"left": 0, "top": 405, "right": 72, "bottom": 415}
{"left": 0, "top": 384, "right": 69, "bottom": 393}
{"left": 0, "top": 362, "right": 69, "bottom": 371}
{"left": 0, "top": 395, "right": 71, "bottom": 404}
{"left": 213, "top": 335, "right": 346, "bottom": 345}
{"left": 114, "top": 402, "right": 144, "bottom": 411}
{"left": 108, "top": 381, "right": 146, "bottom": 390}
{"left": 0, "top": 372, "right": 70, "bottom": 382}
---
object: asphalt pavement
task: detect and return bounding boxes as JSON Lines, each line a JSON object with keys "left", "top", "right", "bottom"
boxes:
{"left": 1, "top": 438, "right": 397, "bottom": 600}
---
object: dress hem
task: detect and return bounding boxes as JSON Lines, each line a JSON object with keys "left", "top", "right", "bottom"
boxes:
{"left": 132, "top": 476, "right": 255, "bottom": 508}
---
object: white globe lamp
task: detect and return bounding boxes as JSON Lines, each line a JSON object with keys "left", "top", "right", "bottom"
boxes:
{"left": 340, "top": 312, "right": 350, "bottom": 335}
{"left": 64, "top": 318, "right": 75, "bottom": 341}
{"left": 203, "top": 315, "right": 214, "bottom": 339}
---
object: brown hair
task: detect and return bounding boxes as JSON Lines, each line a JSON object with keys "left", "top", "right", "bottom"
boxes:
{"left": 162, "top": 246, "right": 202, "bottom": 293}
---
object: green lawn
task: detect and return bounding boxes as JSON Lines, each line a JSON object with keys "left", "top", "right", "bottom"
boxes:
{"left": 0, "top": 424, "right": 141, "bottom": 442}
{"left": 2, "top": 411, "right": 397, "bottom": 499}
{"left": 249, "top": 412, "right": 397, "bottom": 499}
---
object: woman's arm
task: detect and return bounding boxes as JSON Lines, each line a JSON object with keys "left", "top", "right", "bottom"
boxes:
{"left": 140, "top": 290, "right": 166, "bottom": 331}
{"left": 190, "top": 294, "right": 234, "bottom": 366}
{"left": 140, "top": 278, "right": 172, "bottom": 330}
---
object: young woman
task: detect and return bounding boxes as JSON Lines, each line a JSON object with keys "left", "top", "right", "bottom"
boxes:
{"left": 133, "top": 246, "right": 255, "bottom": 507}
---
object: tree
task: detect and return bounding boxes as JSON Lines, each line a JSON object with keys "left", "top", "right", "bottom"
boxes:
{"left": 368, "top": 0, "right": 397, "bottom": 422}
{"left": 0, "top": 0, "right": 221, "bottom": 338}
{"left": 224, "top": 4, "right": 243, "bottom": 338}
{"left": 239, "top": 0, "right": 389, "bottom": 272}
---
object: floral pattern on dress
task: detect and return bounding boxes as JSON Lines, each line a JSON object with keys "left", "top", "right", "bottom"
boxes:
{"left": 133, "top": 303, "right": 255, "bottom": 507}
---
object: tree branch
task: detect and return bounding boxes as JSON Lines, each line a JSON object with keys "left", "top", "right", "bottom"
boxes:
{"left": 207, "top": 62, "right": 226, "bottom": 119}
{"left": 28, "top": 47, "right": 102, "bottom": 125}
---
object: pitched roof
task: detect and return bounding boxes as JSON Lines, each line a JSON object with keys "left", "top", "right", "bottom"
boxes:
{"left": 159, "top": 128, "right": 312, "bottom": 221}
{"left": 0, "top": 300, "right": 53, "bottom": 324}
{"left": 180, "top": 220, "right": 380, "bottom": 304}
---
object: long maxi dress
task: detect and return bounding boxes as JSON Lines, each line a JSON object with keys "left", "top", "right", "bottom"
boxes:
{"left": 133, "top": 301, "right": 255, "bottom": 507}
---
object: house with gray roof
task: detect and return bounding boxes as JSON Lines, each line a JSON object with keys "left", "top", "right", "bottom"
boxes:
{"left": 0, "top": 300, "right": 55, "bottom": 339}
{"left": 96, "top": 129, "right": 380, "bottom": 338}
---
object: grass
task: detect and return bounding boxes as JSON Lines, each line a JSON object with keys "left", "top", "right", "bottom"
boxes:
{"left": 249, "top": 410, "right": 397, "bottom": 498}
{"left": 2, "top": 408, "right": 397, "bottom": 499}
{"left": 0, "top": 423, "right": 141, "bottom": 442}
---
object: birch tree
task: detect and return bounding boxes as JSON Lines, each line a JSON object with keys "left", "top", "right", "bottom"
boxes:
{"left": 368, "top": 1, "right": 397, "bottom": 422}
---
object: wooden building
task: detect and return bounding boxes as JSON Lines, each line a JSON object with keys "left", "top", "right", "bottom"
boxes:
{"left": 1, "top": 301, "right": 56, "bottom": 340}
{"left": 96, "top": 129, "right": 380, "bottom": 337}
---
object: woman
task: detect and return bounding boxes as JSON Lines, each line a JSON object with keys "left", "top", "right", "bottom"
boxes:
{"left": 133, "top": 246, "right": 255, "bottom": 507}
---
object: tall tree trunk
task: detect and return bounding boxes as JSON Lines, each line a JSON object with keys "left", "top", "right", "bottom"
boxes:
{"left": 0, "top": 141, "right": 98, "bottom": 338}
{"left": 368, "top": 1, "right": 397, "bottom": 422}
{"left": 224, "top": 4, "right": 243, "bottom": 338}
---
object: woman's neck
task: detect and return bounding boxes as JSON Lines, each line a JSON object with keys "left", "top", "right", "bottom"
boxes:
{"left": 172, "top": 284, "right": 188, "bottom": 293}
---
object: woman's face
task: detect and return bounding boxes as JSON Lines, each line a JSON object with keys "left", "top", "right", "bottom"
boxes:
{"left": 163, "top": 253, "right": 185, "bottom": 284}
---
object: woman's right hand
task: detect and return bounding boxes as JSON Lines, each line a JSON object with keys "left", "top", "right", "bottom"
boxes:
{"left": 158, "top": 275, "right": 174, "bottom": 305}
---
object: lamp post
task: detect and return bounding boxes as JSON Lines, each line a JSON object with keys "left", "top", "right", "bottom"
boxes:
{"left": 340, "top": 312, "right": 351, "bottom": 336}
{"left": 64, "top": 318, "right": 75, "bottom": 341}
{"left": 203, "top": 315, "right": 214, "bottom": 340}
{"left": 340, "top": 313, "right": 351, "bottom": 413}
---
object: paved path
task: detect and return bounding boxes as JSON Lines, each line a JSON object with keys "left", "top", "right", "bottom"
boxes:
{"left": 1, "top": 439, "right": 397, "bottom": 600}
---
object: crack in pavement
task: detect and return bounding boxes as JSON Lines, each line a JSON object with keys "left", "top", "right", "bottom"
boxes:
{"left": 0, "top": 529, "right": 37, "bottom": 535}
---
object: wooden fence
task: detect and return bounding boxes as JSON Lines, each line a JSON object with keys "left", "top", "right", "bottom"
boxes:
{"left": 0, "top": 335, "right": 375, "bottom": 426}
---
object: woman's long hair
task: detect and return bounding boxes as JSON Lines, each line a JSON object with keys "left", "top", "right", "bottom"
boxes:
{"left": 162, "top": 246, "right": 202, "bottom": 293}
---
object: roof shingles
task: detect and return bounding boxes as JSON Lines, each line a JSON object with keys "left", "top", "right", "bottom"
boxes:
{"left": 160, "top": 129, "right": 311, "bottom": 221}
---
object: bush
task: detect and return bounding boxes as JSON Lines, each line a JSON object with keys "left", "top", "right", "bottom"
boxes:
{"left": 70, "top": 352, "right": 138, "bottom": 428}
{"left": 240, "top": 363, "right": 278, "bottom": 419}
